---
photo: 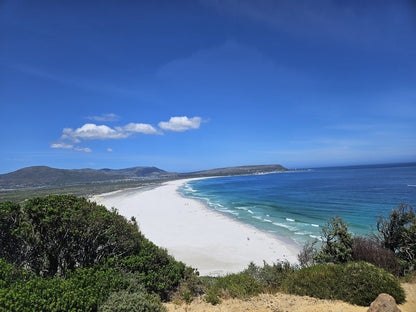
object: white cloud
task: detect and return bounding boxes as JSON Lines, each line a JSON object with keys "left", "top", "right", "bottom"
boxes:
{"left": 61, "top": 123, "right": 128, "bottom": 141}
{"left": 74, "top": 146, "right": 92, "bottom": 153}
{"left": 52, "top": 116, "right": 203, "bottom": 152}
{"left": 87, "top": 113, "right": 120, "bottom": 122}
{"left": 158, "top": 116, "right": 202, "bottom": 132}
{"left": 122, "top": 123, "right": 161, "bottom": 134}
{"left": 50, "top": 142, "right": 91, "bottom": 153}
{"left": 50, "top": 142, "right": 74, "bottom": 149}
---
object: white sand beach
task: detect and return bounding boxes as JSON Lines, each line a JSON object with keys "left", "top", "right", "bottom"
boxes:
{"left": 91, "top": 178, "right": 299, "bottom": 276}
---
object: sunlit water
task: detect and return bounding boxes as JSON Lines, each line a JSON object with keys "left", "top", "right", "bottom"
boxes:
{"left": 179, "top": 163, "right": 416, "bottom": 245}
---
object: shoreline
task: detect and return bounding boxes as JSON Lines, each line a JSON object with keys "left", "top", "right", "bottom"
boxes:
{"left": 177, "top": 178, "right": 302, "bottom": 251}
{"left": 92, "top": 178, "right": 300, "bottom": 276}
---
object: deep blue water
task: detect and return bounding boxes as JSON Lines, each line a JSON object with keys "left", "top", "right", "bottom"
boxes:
{"left": 179, "top": 163, "right": 416, "bottom": 245}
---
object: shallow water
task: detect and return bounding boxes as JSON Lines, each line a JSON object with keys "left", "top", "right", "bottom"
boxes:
{"left": 179, "top": 163, "right": 416, "bottom": 245}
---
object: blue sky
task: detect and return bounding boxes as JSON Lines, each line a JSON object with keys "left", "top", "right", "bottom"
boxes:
{"left": 1, "top": 0, "right": 415, "bottom": 173}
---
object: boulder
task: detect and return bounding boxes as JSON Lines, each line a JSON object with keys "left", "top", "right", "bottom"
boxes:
{"left": 367, "top": 294, "right": 401, "bottom": 312}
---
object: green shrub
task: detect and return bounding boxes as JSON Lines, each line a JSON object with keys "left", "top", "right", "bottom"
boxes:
{"left": 173, "top": 267, "right": 203, "bottom": 303}
{"left": 115, "top": 241, "right": 189, "bottom": 301}
{"left": 0, "top": 264, "right": 134, "bottom": 312}
{"left": 243, "top": 261, "right": 296, "bottom": 291}
{"left": 0, "top": 201, "right": 23, "bottom": 265}
{"left": 204, "top": 287, "right": 222, "bottom": 305}
{"left": 377, "top": 203, "right": 416, "bottom": 271}
{"left": 297, "top": 240, "right": 318, "bottom": 268}
{"left": 98, "top": 290, "right": 166, "bottom": 312}
{"left": 283, "top": 261, "right": 405, "bottom": 306}
{"left": 216, "top": 273, "right": 262, "bottom": 298}
{"left": 315, "top": 216, "right": 353, "bottom": 264}
{"left": 0, "top": 258, "right": 24, "bottom": 287}
{"left": 202, "top": 273, "right": 262, "bottom": 304}
{"left": 1, "top": 195, "right": 144, "bottom": 277}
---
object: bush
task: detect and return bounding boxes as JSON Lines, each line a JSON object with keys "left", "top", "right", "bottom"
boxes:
{"left": 0, "top": 201, "right": 24, "bottom": 265}
{"left": 283, "top": 261, "right": 405, "bottom": 306}
{"left": 0, "top": 195, "right": 195, "bottom": 307}
{"left": 315, "top": 216, "right": 353, "bottom": 264}
{"left": 297, "top": 241, "right": 318, "bottom": 268}
{"left": 98, "top": 290, "right": 166, "bottom": 312}
{"left": 352, "top": 236, "right": 402, "bottom": 276}
{"left": 204, "top": 288, "right": 222, "bottom": 305}
{"left": 202, "top": 273, "right": 262, "bottom": 304}
{"left": 172, "top": 267, "right": 203, "bottom": 304}
{"left": 215, "top": 273, "right": 262, "bottom": 298}
{"left": 377, "top": 203, "right": 415, "bottom": 271}
{"left": 1, "top": 195, "right": 144, "bottom": 277}
{"left": 115, "top": 241, "right": 189, "bottom": 301}
{"left": 0, "top": 263, "right": 136, "bottom": 312}
{"left": 243, "top": 261, "right": 296, "bottom": 291}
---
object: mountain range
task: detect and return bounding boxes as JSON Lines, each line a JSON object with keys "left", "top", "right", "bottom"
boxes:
{"left": 0, "top": 165, "right": 288, "bottom": 190}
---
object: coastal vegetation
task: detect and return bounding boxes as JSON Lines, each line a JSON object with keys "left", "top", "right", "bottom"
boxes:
{"left": 0, "top": 194, "right": 414, "bottom": 310}
{"left": 185, "top": 203, "right": 414, "bottom": 306}
{"left": 0, "top": 195, "right": 195, "bottom": 311}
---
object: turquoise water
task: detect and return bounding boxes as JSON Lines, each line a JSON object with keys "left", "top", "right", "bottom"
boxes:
{"left": 178, "top": 163, "right": 416, "bottom": 245}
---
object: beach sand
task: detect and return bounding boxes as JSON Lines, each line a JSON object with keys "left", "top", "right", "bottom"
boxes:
{"left": 91, "top": 178, "right": 299, "bottom": 276}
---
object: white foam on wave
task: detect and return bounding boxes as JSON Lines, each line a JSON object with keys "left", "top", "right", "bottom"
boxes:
{"left": 295, "top": 232, "right": 311, "bottom": 236}
{"left": 236, "top": 206, "right": 248, "bottom": 210}
{"left": 224, "top": 210, "right": 239, "bottom": 216}
{"left": 247, "top": 209, "right": 254, "bottom": 214}
{"left": 286, "top": 218, "right": 295, "bottom": 222}
{"left": 311, "top": 224, "right": 319, "bottom": 227}
{"left": 272, "top": 222, "right": 297, "bottom": 231}
{"left": 183, "top": 184, "right": 196, "bottom": 193}
{"left": 309, "top": 235, "right": 320, "bottom": 239}
{"left": 252, "top": 216, "right": 263, "bottom": 221}
{"left": 264, "top": 219, "right": 273, "bottom": 223}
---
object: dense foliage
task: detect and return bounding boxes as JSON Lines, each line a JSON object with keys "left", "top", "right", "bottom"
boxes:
{"left": 243, "top": 261, "right": 295, "bottom": 291}
{"left": 377, "top": 203, "right": 416, "bottom": 271}
{"left": 1, "top": 195, "right": 143, "bottom": 276}
{"left": 283, "top": 261, "right": 405, "bottom": 306}
{"left": 314, "top": 216, "right": 353, "bottom": 264}
{"left": 0, "top": 195, "right": 193, "bottom": 311}
{"left": 201, "top": 273, "right": 262, "bottom": 305}
{"left": 297, "top": 204, "right": 415, "bottom": 276}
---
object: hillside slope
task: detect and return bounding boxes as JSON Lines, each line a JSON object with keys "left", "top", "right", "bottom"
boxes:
{"left": 0, "top": 164, "right": 288, "bottom": 190}
{"left": 0, "top": 166, "right": 171, "bottom": 189}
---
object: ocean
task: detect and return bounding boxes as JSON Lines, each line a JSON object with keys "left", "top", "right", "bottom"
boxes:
{"left": 178, "top": 163, "right": 416, "bottom": 246}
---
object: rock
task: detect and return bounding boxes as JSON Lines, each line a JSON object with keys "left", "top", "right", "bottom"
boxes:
{"left": 367, "top": 294, "right": 401, "bottom": 312}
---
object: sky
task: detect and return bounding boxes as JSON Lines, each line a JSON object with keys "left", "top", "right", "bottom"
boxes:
{"left": 1, "top": 0, "right": 416, "bottom": 173}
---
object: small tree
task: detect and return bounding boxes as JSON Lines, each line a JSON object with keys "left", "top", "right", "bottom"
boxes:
{"left": 315, "top": 216, "right": 353, "bottom": 264}
{"left": 297, "top": 240, "right": 318, "bottom": 268}
{"left": 377, "top": 203, "right": 416, "bottom": 271}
